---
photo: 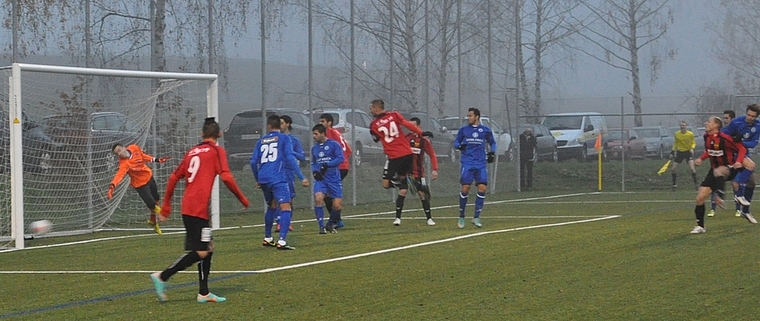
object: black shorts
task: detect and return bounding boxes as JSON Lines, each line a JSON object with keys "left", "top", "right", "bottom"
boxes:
{"left": 701, "top": 167, "right": 740, "bottom": 191}
{"left": 674, "top": 151, "right": 692, "bottom": 164}
{"left": 383, "top": 154, "right": 413, "bottom": 181}
{"left": 183, "top": 215, "right": 212, "bottom": 251}
{"left": 340, "top": 169, "right": 348, "bottom": 180}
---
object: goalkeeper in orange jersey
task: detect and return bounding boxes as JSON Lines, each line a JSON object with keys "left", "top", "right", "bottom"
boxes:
{"left": 108, "top": 143, "right": 170, "bottom": 235}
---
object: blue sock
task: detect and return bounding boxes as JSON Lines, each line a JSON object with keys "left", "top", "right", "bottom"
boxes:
{"left": 743, "top": 186, "right": 755, "bottom": 213}
{"left": 278, "top": 209, "right": 292, "bottom": 241}
{"left": 459, "top": 193, "right": 468, "bottom": 218}
{"left": 737, "top": 183, "right": 747, "bottom": 198}
{"left": 315, "top": 206, "right": 325, "bottom": 228}
{"left": 264, "top": 208, "right": 276, "bottom": 238}
{"left": 746, "top": 186, "right": 755, "bottom": 202}
{"left": 474, "top": 192, "right": 486, "bottom": 218}
{"left": 331, "top": 209, "right": 342, "bottom": 223}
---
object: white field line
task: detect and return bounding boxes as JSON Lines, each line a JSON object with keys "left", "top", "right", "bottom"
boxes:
{"left": 0, "top": 214, "right": 620, "bottom": 274}
{"left": 0, "top": 191, "right": 617, "bottom": 254}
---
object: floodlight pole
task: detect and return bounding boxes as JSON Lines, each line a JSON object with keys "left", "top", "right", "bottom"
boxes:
{"left": 350, "top": 0, "right": 357, "bottom": 206}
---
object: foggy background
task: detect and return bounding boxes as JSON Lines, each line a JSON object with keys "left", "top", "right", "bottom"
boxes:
{"left": 1, "top": 0, "right": 756, "bottom": 130}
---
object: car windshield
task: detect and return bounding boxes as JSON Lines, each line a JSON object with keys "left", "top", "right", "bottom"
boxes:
{"left": 606, "top": 130, "right": 629, "bottom": 140}
{"left": 636, "top": 128, "right": 660, "bottom": 138}
{"left": 439, "top": 118, "right": 463, "bottom": 130}
{"left": 310, "top": 112, "right": 340, "bottom": 125}
{"left": 228, "top": 111, "right": 278, "bottom": 131}
{"left": 542, "top": 116, "right": 582, "bottom": 130}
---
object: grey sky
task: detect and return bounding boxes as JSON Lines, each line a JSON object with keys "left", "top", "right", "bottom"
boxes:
{"left": 224, "top": 0, "right": 728, "bottom": 101}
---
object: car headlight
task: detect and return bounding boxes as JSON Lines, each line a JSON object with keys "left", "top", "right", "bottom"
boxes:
{"left": 567, "top": 138, "right": 579, "bottom": 146}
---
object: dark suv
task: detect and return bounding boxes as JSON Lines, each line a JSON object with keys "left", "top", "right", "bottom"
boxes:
{"left": 41, "top": 112, "right": 166, "bottom": 173}
{"left": 223, "top": 108, "right": 312, "bottom": 170}
{"left": 0, "top": 108, "right": 62, "bottom": 173}
{"left": 402, "top": 112, "right": 457, "bottom": 163}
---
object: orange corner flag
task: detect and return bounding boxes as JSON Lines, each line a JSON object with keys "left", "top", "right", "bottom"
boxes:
{"left": 594, "top": 134, "right": 602, "bottom": 152}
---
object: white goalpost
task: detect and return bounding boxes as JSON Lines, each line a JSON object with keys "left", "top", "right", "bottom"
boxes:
{"left": 1, "top": 63, "right": 219, "bottom": 249}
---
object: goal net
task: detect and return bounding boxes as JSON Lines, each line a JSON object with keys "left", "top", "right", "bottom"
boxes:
{"left": 0, "top": 63, "right": 219, "bottom": 249}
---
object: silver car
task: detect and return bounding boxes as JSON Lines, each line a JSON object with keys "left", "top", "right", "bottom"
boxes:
{"left": 439, "top": 115, "right": 513, "bottom": 161}
{"left": 633, "top": 126, "right": 674, "bottom": 159}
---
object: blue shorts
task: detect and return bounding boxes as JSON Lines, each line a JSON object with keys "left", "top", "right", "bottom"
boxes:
{"left": 460, "top": 164, "right": 488, "bottom": 185}
{"left": 314, "top": 179, "right": 343, "bottom": 199}
{"left": 261, "top": 181, "right": 292, "bottom": 206}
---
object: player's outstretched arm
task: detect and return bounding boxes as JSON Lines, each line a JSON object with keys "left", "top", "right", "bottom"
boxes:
{"left": 400, "top": 118, "right": 423, "bottom": 135}
{"left": 220, "top": 172, "right": 250, "bottom": 209}
{"left": 423, "top": 137, "right": 438, "bottom": 173}
{"left": 160, "top": 172, "right": 180, "bottom": 220}
{"left": 250, "top": 142, "right": 262, "bottom": 182}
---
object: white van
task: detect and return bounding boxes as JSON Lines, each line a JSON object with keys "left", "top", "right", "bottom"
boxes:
{"left": 541, "top": 112, "right": 607, "bottom": 161}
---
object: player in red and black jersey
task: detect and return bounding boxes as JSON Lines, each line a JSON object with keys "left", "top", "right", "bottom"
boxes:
{"left": 368, "top": 99, "right": 426, "bottom": 189}
{"left": 392, "top": 117, "right": 439, "bottom": 226}
{"left": 149, "top": 117, "right": 250, "bottom": 303}
{"left": 690, "top": 116, "right": 749, "bottom": 234}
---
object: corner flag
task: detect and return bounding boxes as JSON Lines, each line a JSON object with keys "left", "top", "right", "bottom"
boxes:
{"left": 657, "top": 160, "right": 671, "bottom": 176}
{"left": 594, "top": 134, "right": 602, "bottom": 152}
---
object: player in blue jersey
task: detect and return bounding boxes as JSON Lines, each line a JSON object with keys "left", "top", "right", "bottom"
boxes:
{"left": 251, "top": 115, "right": 309, "bottom": 250}
{"left": 310, "top": 124, "right": 345, "bottom": 233}
{"left": 722, "top": 104, "right": 760, "bottom": 213}
{"left": 274, "top": 115, "right": 307, "bottom": 232}
{"left": 453, "top": 107, "right": 497, "bottom": 228}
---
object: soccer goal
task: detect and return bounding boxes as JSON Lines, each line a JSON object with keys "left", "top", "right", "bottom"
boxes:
{"left": 0, "top": 63, "right": 219, "bottom": 249}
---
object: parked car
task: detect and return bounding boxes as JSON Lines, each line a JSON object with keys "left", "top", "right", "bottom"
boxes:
{"left": 438, "top": 115, "right": 513, "bottom": 161}
{"left": 42, "top": 111, "right": 166, "bottom": 173}
{"left": 0, "top": 108, "right": 62, "bottom": 174}
{"left": 633, "top": 126, "right": 674, "bottom": 159}
{"left": 402, "top": 112, "right": 457, "bottom": 163}
{"left": 516, "top": 123, "right": 558, "bottom": 162}
{"left": 541, "top": 112, "right": 607, "bottom": 161}
{"left": 604, "top": 128, "right": 648, "bottom": 160}
{"left": 223, "top": 108, "right": 312, "bottom": 170}
{"left": 305, "top": 108, "right": 385, "bottom": 166}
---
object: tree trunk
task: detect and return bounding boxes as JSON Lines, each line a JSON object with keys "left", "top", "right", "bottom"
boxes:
{"left": 403, "top": 0, "right": 418, "bottom": 112}
{"left": 533, "top": 0, "right": 543, "bottom": 118}
{"left": 629, "top": 4, "right": 642, "bottom": 127}
{"left": 436, "top": 0, "right": 453, "bottom": 116}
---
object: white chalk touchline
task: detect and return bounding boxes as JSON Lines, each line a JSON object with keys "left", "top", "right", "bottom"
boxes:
{"left": 0, "top": 191, "right": 607, "bottom": 254}
{"left": 0, "top": 215, "right": 620, "bottom": 274}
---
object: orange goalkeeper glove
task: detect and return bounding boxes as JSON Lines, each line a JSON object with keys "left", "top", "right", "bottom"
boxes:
{"left": 107, "top": 184, "right": 115, "bottom": 199}
{"left": 154, "top": 156, "right": 171, "bottom": 163}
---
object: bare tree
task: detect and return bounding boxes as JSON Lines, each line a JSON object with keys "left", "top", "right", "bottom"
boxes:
{"left": 710, "top": 0, "right": 760, "bottom": 92}
{"left": 2, "top": 0, "right": 84, "bottom": 62}
{"left": 521, "top": 0, "right": 580, "bottom": 117}
{"left": 305, "top": 0, "right": 483, "bottom": 117}
{"left": 573, "top": 0, "right": 675, "bottom": 126}
{"left": 689, "top": 82, "right": 730, "bottom": 112}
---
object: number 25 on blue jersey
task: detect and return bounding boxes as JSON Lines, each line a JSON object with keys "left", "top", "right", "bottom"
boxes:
{"left": 259, "top": 142, "right": 279, "bottom": 163}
